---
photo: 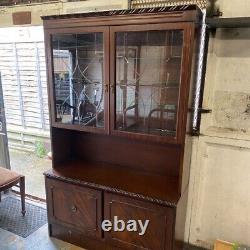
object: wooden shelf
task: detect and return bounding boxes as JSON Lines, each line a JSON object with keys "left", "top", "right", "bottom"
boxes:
{"left": 45, "top": 159, "right": 180, "bottom": 206}
{"left": 207, "top": 17, "right": 250, "bottom": 29}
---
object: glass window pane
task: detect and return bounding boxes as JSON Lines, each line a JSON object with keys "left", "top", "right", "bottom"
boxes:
{"left": 52, "top": 33, "right": 104, "bottom": 128}
{"left": 115, "top": 30, "right": 183, "bottom": 136}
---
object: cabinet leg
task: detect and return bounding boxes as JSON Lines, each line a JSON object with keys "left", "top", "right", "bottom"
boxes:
{"left": 48, "top": 224, "right": 52, "bottom": 237}
{"left": 20, "top": 176, "right": 26, "bottom": 216}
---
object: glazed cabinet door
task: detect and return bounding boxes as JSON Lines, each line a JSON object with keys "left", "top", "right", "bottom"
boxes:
{"left": 104, "top": 193, "right": 175, "bottom": 250}
{"left": 46, "top": 26, "right": 109, "bottom": 134}
{"left": 110, "top": 23, "right": 194, "bottom": 143}
{"left": 45, "top": 178, "right": 102, "bottom": 238}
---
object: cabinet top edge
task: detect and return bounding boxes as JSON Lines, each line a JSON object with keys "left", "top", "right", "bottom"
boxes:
{"left": 44, "top": 169, "right": 179, "bottom": 208}
{"left": 42, "top": 5, "right": 202, "bottom": 22}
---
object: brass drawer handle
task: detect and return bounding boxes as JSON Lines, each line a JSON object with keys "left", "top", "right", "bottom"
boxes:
{"left": 71, "top": 205, "right": 77, "bottom": 213}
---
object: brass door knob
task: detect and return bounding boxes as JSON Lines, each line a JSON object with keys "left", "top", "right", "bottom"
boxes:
{"left": 104, "top": 83, "right": 109, "bottom": 93}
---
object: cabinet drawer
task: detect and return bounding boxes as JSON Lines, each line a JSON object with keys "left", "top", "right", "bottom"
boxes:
{"left": 104, "top": 193, "right": 175, "bottom": 250}
{"left": 45, "top": 178, "right": 102, "bottom": 238}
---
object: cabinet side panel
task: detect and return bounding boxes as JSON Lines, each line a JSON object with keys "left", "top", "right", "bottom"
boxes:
{"left": 179, "top": 23, "right": 200, "bottom": 193}
{"left": 51, "top": 127, "right": 73, "bottom": 166}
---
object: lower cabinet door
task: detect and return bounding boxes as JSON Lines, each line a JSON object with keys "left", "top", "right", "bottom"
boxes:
{"left": 45, "top": 178, "right": 102, "bottom": 238}
{"left": 104, "top": 193, "right": 175, "bottom": 250}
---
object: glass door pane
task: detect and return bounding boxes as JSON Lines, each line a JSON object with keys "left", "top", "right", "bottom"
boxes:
{"left": 52, "top": 32, "right": 105, "bottom": 128}
{"left": 115, "top": 30, "right": 183, "bottom": 137}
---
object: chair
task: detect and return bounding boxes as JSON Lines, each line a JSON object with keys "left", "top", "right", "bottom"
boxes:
{"left": 0, "top": 167, "right": 26, "bottom": 216}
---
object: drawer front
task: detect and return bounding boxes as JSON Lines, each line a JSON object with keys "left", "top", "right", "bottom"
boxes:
{"left": 45, "top": 177, "right": 102, "bottom": 238}
{"left": 104, "top": 193, "right": 175, "bottom": 250}
{"left": 50, "top": 223, "right": 124, "bottom": 250}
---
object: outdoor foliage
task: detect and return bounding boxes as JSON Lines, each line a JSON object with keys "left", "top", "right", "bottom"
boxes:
{"left": 35, "top": 140, "right": 47, "bottom": 158}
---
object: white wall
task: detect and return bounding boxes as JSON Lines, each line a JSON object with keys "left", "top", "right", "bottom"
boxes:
{"left": 0, "top": 0, "right": 128, "bottom": 27}
{"left": 186, "top": 0, "right": 250, "bottom": 248}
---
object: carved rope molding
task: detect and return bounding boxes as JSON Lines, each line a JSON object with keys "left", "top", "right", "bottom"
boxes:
{"left": 130, "top": 0, "right": 207, "bottom": 9}
{"left": 42, "top": 5, "right": 198, "bottom": 20}
{"left": 44, "top": 170, "right": 177, "bottom": 208}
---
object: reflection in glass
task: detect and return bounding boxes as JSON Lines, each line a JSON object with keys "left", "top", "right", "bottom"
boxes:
{"left": 115, "top": 30, "right": 183, "bottom": 136}
{"left": 52, "top": 33, "right": 104, "bottom": 128}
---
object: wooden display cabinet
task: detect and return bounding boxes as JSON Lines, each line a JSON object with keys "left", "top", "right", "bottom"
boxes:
{"left": 43, "top": 5, "right": 202, "bottom": 250}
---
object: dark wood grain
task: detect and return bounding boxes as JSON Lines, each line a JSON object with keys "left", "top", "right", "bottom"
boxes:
{"left": 45, "top": 159, "right": 180, "bottom": 205}
{"left": 104, "top": 193, "right": 175, "bottom": 250}
{"left": 42, "top": 5, "right": 200, "bottom": 20}
{"left": 109, "top": 22, "right": 195, "bottom": 145}
{"left": 51, "top": 127, "right": 72, "bottom": 166}
{"left": 50, "top": 223, "right": 124, "bottom": 250}
{"left": 42, "top": 6, "right": 202, "bottom": 30}
{"left": 43, "top": 6, "right": 201, "bottom": 250}
{"left": 72, "top": 131, "right": 181, "bottom": 176}
{"left": 46, "top": 178, "right": 102, "bottom": 238}
{"left": 50, "top": 222, "right": 206, "bottom": 250}
{"left": 45, "top": 26, "right": 110, "bottom": 135}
